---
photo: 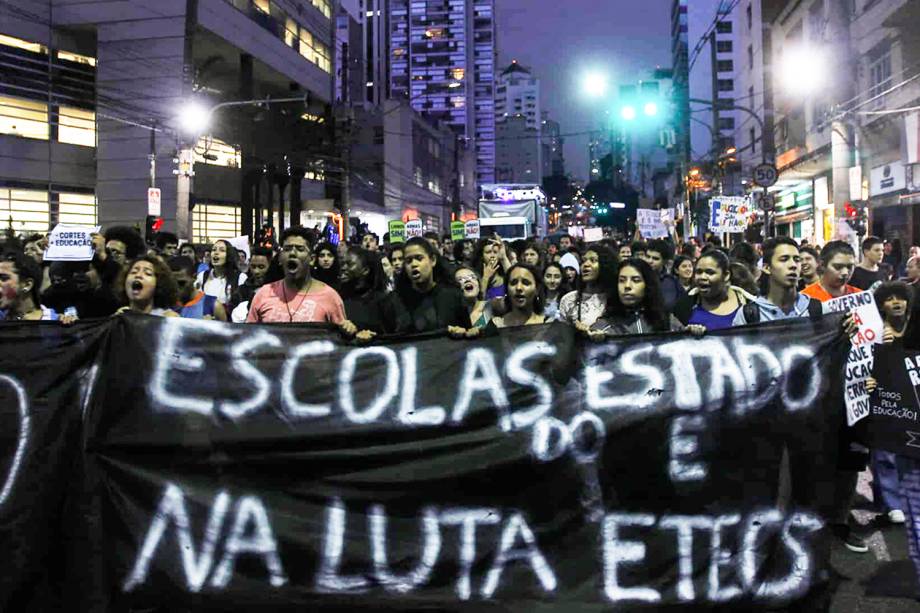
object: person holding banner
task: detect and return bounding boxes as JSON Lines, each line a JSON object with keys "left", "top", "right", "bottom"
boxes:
{"left": 116, "top": 256, "right": 179, "bottom": 318}
{"left": 675, "top": 249, "right": 754, "bottom": 331}
{"left": 801, "top": 241, "right": 859, "bottom": 302}
{"left": 246, "top": 227, "right": 346, "bottom": 325}
{"left": 865, "top": 282, "right": 913, "bottom": 528}
{"left": 454, "top": 266, "right": 492, "bottom": 328}
{"left": 0, "top": 251, "right": 69, "bottom": 321}
{"left": 559, "top": 245, "right": 616, "bottom": 327}
{"left": 395, "top": 237, "right": 471, "bottom": 336}
{"left": 589, "top": 258, "right": 693, "bottom": 336}
{"left": 338, "top": 247, "right": 408, "bottom": 339}
{"left": 487, "top": 264, "right": 547, "bottom": 329}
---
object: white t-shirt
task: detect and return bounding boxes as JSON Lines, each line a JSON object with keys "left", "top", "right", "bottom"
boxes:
{"left": 196, "top": 269, "right": 248, "bottom": 305}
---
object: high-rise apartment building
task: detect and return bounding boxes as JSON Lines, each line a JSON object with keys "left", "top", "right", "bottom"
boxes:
{"left": 495, "top": 61, "right": 540, "bottom": 129}
{"left": 388, "top": 0, "right": 496, "bottom": 185}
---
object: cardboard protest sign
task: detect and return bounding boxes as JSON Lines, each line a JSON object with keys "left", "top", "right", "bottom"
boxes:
{"left": 637, "top": 209, "right": 669, "bottom": 239}
{"left": 583, "top": 227, "right": 603, "bottom": 242}
{"left": 388, "top": 220, "right": 406, "bottom": 243}
{"left": 464, "top": 219, "right": 480, "bottom": 239}
{"left": 868, "top": 345, "right": 920, "bottom": 459}
{"left": 228, "top": 235, "right": 251, "bottom": 263}
{"left": 405, "top": 219, "right": 423, "bottom": 238}
{"left": 44, "top": 224, "right": 100, "bottom": 261}
{"left": 450, "top": 221, "right": 465, "bottom": 241}
{"left": 823, "top": 290, "right": 885, "bottom": 425}
{"left": 709, "top": 197, "right": 751, "bottom": 234}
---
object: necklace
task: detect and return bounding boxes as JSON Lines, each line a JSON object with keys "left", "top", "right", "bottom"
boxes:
{"left": 282, "top": 279, "right": 312, "bottom": 322}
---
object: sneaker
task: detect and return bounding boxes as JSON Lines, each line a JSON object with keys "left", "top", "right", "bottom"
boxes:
{"left": 831, "top": 524, "right": 869, "bottom": 553}
{"left": 888, "top": 510, "right": 906, "bottom": 524}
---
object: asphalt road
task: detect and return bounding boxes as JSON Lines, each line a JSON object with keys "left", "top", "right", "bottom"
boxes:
{"left": 828, "top": 470, "right": 919, "bottom": 612}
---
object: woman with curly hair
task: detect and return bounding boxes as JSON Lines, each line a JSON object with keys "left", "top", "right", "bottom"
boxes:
{"left": 196, "top": 239, "right": 246, "bottom": 307}
{"left": 117, "top": 256, "right": 178, "bottom": 317}
{"left": 558, "top": 244, "right": 617, "bottom": 327}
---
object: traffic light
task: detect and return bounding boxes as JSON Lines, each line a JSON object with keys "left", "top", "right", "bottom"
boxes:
{"left": 144, "top": 215, "right": 163, "bottom": 245}
{"left": 616, "top": 82, "right": 665, "bottom": 126}
{"left": 844, "top": 201, "right": 868, "bottom": 236}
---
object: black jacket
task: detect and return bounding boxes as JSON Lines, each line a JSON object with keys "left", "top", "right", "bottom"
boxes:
{"left": 396, "top": 283, "right": 469, "bottom": 333}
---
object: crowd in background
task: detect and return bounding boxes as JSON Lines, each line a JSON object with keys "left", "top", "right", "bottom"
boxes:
{"left": 5, "top": 222, "right": 920, "bottom": 583}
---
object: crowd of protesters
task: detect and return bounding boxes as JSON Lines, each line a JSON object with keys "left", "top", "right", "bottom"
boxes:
{"left": 5, "top": 222, "right": 920, "bottom": 589}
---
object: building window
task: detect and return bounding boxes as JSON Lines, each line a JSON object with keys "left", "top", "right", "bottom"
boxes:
{"left": 717, "top": 79, "right": 734, "bottom": 92}
{"left": 194, "top": 136, "right": 241, "bottom": 167}
{"left": 0, "top": 34, "right": 47, "bottom": 54}
{"left": 748, "top": 44, "right": 753, "bottom": 69}
{"left": 716, "top": 40, "right": 733, "bottom": 53}
{"left": 427, "top": 177, "right": 441, "bottom": 195}
{"left": 868, "top": 41, "right": 892, "bottom": 103}
{"left": 285, "top": 18, "right": 298, "bottom": 46}
{"left": 0, "top": 189, "right": 50, "bottom": 233}
{"left": 0, "top": 96, "right": 49, "bottom": 140}
{"left": 58, "top": 192, "right": 97, "bottom": 226}
{"left": 57, "top": 50, "right": 96, "bottom": 67}
{"left": 414, "top": 166, "right": 424, "bottom": 187}
{"left": 58, "top": 106, "right": 95, "bottom": 147}
{"left": 311, "top": 0, "right": 332, "bottom": 18}
{"left": 193, "top": 204, "right": 242, "bottom": 243}
{"left": 300, "top": 29, "right": 332, "bottom": 73}
{"left": 253, "top": 0, "right": 270, "bottom": 13}
{"left": 717, "top": 59, "right": 733, "bottom": 72}
{"left": 716, "top": 21, "right": 732, "bottom": 33}
{"left": 718, "top": 117, "right": 736, "bottom": 130}
{"left": 746, "top": 4, "right": 752, "bottom": 29}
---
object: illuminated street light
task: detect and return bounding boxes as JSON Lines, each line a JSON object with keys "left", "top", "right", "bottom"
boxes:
{"left": 688, "top": 167, "right": 701, "bottom": 177}
{"left": 177, "top": 100, "right": 209, "bottom": 135}
{"left": 583, "top": 72, "right": 608, "bottom": 98}
{"left": 621, "top": 105, "right": 637, "bottom": 121}
{"left": 643, "top": 102, "right": 658, "bottom": 116}
{"left": 781, "top": 45, "right": 825, "bottom": 97}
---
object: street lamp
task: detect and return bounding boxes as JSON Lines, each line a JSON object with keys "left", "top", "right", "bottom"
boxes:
{"left": 178, "top": 100, "right": 210, "bottom": 135}
{"left": 643, "top": 102, "right": 658, "bottom": 117}
{"left": 583, "top": 72, "right": 608, "bottom": 98}
{"left": 781, "top": 45, "right": 826, "bottom": 97}
{"left": 621, "top": 106, "right": 637, "bottom": 121}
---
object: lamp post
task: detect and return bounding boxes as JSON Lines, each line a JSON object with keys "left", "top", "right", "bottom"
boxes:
{"left": 175, "top": 95, "right": 310, "bottom": 240}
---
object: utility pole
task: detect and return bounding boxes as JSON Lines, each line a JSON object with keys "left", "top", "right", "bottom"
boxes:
{"left": 335, "top": 104, "right": 355, "bottom": 242}
{"left": 148, "top": 124, "right": 156, "bottom": 189}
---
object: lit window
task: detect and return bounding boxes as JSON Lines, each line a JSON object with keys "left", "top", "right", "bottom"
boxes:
{"left": 193, "top": 204, "right": 241, "bottom": 243}
{"left": 392, "top": 48, "right": 405, "bottom": 57}
{"left": 58, "top": 106, "right": 95, "bottom": 147}
{"left": 57, "top": 50, "right": 96, "bottom": 66}
{"left": 0, "top": 96, "right": 49, "bottom": 140}
{"left": 311, "top": 0, "right": 332, "bottom": 18}
{"left": 0, "top": 34, "right": 46, "bottom": 54}
{"left": 58, "top": 192, "right": 97, "bottom": 225}
{"left": 451, "top": 68, "right": 465, "bottom": 80}
{"left": 253, "top": 0, "right": 270, "bottom": 13}
{"left": 194, "top": 136, "right": 241, "bottom": 168}
{"left": 285, "top": 18, "right": 298, "bottom": 47}
{"left": 414, "top": 167, "right": 423, "bottom": 187}
{"left": 0, "top": 189, "right": 50, "bottom": 233}
{"left": 299, "top": 28, "right": 331, "bottom": 73}
{"left": 427, "top": 178, "right": 441, "bottom": 195}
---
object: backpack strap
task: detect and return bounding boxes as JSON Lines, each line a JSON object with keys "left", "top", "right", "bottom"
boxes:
{"left": 742, "top": 301, "right": 761, "bottom": 325}
{"left": 806, "top": 297, "right": 824, "bottom": 319}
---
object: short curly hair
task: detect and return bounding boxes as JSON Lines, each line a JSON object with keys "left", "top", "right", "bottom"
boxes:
{"left": 117, "top": 256, "right": 178, "bottom": 309}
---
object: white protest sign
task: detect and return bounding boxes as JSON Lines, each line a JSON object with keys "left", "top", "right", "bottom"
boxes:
{"left": 823, "top": 290, "right": 885, "bottom": 425}
{"left": 405, "top": 219, "right": 423, "bottom": 238}
{"left": 709, "top": 197, "right": 752, "bottom": 233}
{"left": 228, "top": 235, "right": 251, "bottom": 263}
{"left": 583, "top": 227, "right": 603, "bottom": 242}
{"left": 44, "top": 224, "right": 100, "bottom": 261}
{"left": 637, "top": 209, "right": 669, "bottom": 239}
{"left": 464, "top": 219, "right": 480, "bottom": 239}
{"left": 147, "top": 187, "right": 161, "bottom": 216}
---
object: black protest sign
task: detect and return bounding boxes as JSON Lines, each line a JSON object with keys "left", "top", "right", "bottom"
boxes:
{"left": 0, "top": 320, "right": 109, "bottom": 611}
{"left": 73, "top": 315, "right": 847, "bottom": 611}
{"left": 867, "top": 344, "right": 920, "bottom": 459}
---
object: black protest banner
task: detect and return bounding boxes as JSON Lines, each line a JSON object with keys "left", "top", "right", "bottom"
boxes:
{"left": 73, "top": 315, "right": 847, "bottom": 612}
{"left": 867, "top": 344, "right": 920, "bottom": 459}
{"left": 0, "top": 320, "right": 109, "bottom": 612}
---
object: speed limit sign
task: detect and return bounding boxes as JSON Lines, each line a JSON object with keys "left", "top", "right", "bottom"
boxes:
{"left": 753, "top": 163, "right": 778, "bottom": 188}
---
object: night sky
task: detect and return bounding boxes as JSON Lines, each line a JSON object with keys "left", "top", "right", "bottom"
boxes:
{"left": 495, "top": 0, "right": 673, "bottom": 183}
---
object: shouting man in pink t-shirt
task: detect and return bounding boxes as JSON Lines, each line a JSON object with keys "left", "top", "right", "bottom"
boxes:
{"left": 247, "top": 227, "right": 347, "bottom": 324}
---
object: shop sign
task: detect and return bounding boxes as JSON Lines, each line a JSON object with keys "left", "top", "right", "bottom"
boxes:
{"left": 870, "top": 162, "right": 906, "bottom": 196}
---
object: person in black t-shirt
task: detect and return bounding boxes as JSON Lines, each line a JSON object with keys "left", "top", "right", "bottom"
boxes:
{"left": 395, "top": 237, "right": 471, "bottom": 336}
{"left": 339, "top": 246, "right": 409, "bottom": 340}
{"left": 849, "top": 236, "right": 887, "bottom": 291}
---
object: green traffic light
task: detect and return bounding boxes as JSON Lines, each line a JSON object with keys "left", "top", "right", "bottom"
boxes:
{"left": 643, "top": 102, "right": 658, "bottom": 116}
